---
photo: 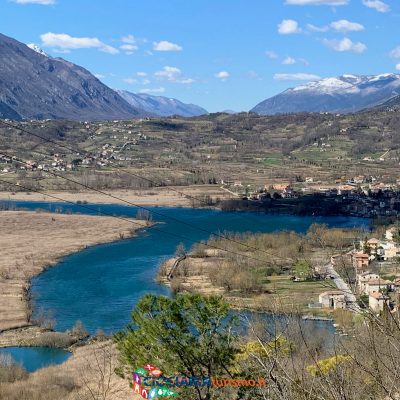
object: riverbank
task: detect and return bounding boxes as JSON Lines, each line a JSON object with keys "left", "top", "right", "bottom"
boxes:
{"left": 0, "top": 338, "right": 140, "bottom": 400}
{"left": 0, "top": 184, "right": 233, "bottom": 208}
{"left": 0, "top": 210, "right": 149, "bottom": 338}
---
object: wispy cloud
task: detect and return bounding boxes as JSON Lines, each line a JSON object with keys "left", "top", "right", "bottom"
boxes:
{"left": 155, "top": 66, "right": 194, "bottom": 83}
{"left": 278, "top": 19, "right": 302, "bottom": 34}
{"left": 153, "top": 41, "right": 182, "bottom": 51}
{"left": 308, "top": 19, "right": 364, "bottom": 33}
{"left": 215, "top": 71, "right": 230, "bottom": 81}
{"left": 139, "top": 87, "right": 166, "bottom": 94}
{"left": 330, "top": 20, "right": 364, "bottom": 32}
{"left": 323, "top": 37, "right": 367, "bottom": 53}
{"left": 282, "top": 57, "right": 297, "bottom": 65}
{"left": 246, "top": 70, "right": 261, "bottom": 80}
{"left": 12, "top": 0, "right": 55, "bottom": 4}
{"left": 307, "top": 24, "right": 329, "bottom": 32}
{"left": 119, "top": 35, "right": 138, "bottom": 54}
{"left": 120, "top": 44, "right": 138, "bottom": 55}
{"left": 121, "top": 35, "right": 136, "bottom": 44}
{"left": 41, "top": 32, "right": 119, "bottom": 54}
{"left": 285, "top": 0, "right": 348, "bottom": 5}
{"left": 266, "top": 50, "right": 279, "bottom": 59}
{"left": 362, "top": 0, "right": 390, "bottom": 13}
{"left": 94, "top": 74, "right": 105, "bottom": 79}
{"left": 390, "top": 46, "right": 400, "bottom": 58}
{"left": 273, "top": 73, "right": 321, "bottom": 81}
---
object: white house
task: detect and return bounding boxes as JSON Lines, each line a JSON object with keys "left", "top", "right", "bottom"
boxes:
{"left": 364, "top": 279, "right": 392, "bottom": 296}
{"left": 357, "top": 273, "right": 380, "bottom": 294}
{"left": 319, "top": 291, "right": 346, "bottom": 310}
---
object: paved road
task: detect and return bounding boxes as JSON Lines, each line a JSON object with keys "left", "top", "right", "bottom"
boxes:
{"left": 325, "top": 263, "right": 360, "bottom": 313}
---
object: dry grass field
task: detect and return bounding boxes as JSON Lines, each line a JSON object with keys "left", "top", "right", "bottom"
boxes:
{"left": 0, "top": 211, "right": 148, "bottom": 332}
{"left": 0, "top": 184, "right": 234, "bottom": 208}
{"left": 0, "top": 339, "right": 142, "bottom": 400}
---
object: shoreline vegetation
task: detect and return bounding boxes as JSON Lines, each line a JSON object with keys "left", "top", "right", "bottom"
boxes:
{"left": 0, "top": 210, "right": 150, "bottom": 347}
{"left": 158, "top": 225, "right": 365, "bottom": 316}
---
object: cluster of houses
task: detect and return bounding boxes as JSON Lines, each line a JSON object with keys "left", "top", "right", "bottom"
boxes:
{"left": 319, "top": 227, "right": 400, "bottom": 313}
{"left": 0, "top": 119, "right": 150, "bottom": 174}
{"left": 224, "top": 177, "right": 400, "bottom": 218}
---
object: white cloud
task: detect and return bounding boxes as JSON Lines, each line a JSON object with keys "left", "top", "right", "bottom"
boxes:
{"left": 274, "top": 73, "right": 321, "bottom": 81}
{"left": 140, "top": 87, "right": 166, "bottom": 94}
{"left": 307, "top": 23, "right": 329, "bottom": 32}
{"left": 362, "top": 0, "right": 390, "bottom": 13}
{"left": 286, "top": 0, "right": 348, "bottom": 4}
{"left": 12, "top": 0, "right": 55, "bottom": 4}
{"left": 155, "top": 66, "right": 194, "bottom": 83}
{"left": 215, "top": 71, "right": 230, "bottom": 80}
{"left": 323, "top": 37, "right": 367, "bottom": 53}
{"left": 278, "top": 19, "right": 302, "bottom": 34}
{"left": 330, "top": 19, "right": 364, "bottom": 32}
{"left": 396, "top": 64, "right": 400, "bottom": 71}
{"left": 142, "top": 79, "right": 151, "bottom": 85}
{"left": 153, "top": 41, "right": 182, "bottom": 51}
{"left": 308, "top": 20, "right": 364, "bottom": 33}
{"left": 120, "top": 44, "right": 138, "bottom": 55}
{"left": 137, "top": 72, "right": 147, "bottom": 77}
{"left": 282, "top": 56, "right": 296, "bottom": 65}
{"left": 94, "top": 74, "right": 105, "bottom": 79}
{"left": 266, "top": 50, "right": 279, "bottom": 59}
{"left": 390, "top": 47, "right": 400, "bottom": 58}
{"left": 120, "top": 35, "right": 138, "bottom": 54}
{"left": 41, "top": 32, "right": 119, "bottom": 54}
{"left": 121, "top": 35, "right": 136, "bottom": 44}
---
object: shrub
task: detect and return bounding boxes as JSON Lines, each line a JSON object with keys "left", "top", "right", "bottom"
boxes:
{"left": 0, "top": 354, "right": 28, "bottom": 383}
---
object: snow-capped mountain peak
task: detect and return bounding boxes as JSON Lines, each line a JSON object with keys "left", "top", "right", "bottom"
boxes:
{"left": 251, "top": 73, "right": 400, "bottom": 115}
{"left": 27, "top": 43, "right": 49, "bottom": 57}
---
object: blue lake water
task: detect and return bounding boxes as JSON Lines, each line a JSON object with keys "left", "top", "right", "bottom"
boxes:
{"left": 6, "top": 200, "right": 369, "bottom": 335}
{"left": 0, "top": 347, "right": 71, "bottom": 372}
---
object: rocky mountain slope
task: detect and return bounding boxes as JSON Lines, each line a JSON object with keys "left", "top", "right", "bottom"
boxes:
{"left": 0, "top": 33, "right": 141, "bottom": 121}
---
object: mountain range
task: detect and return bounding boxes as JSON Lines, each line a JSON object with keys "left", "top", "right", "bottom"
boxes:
{"left": 0, "top": 33, "right": 207, "bottom": 121}
{"left": 116, "top": 90, "right": 207, "bottom": 117}
{"left": 251, "top": 74, "right": 400, "bottom": 115}
{"left": 2, "top": 32, "right": 400, "bottom": 121}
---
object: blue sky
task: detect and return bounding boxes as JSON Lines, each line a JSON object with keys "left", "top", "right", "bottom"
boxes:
{"left": 1, "top": 0, "right": 400, "bottom": 111}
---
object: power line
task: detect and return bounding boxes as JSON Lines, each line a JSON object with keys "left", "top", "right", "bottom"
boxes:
{"left": 0, "top": 120, "right": 292, "bottom": 261}
{"left": 4, "top": 150, "right": 291, "bottom": 260}
{"left": 0, "top": 177, "right": 272, "bottom": 264}
{"left": 0, "top": 119, "right": 221, "bottom": 206}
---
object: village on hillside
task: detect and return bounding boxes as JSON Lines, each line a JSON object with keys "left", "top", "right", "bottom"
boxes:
{"left": 317, "top": 226, "right": 400, "bottom": 314}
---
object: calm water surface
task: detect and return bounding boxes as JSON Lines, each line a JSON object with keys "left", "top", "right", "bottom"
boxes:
{"left": 7, "top": 201, "right": 369, "bottom": 334}
{"left": 0, "top": 347, "right": 71, "bottom": 372}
